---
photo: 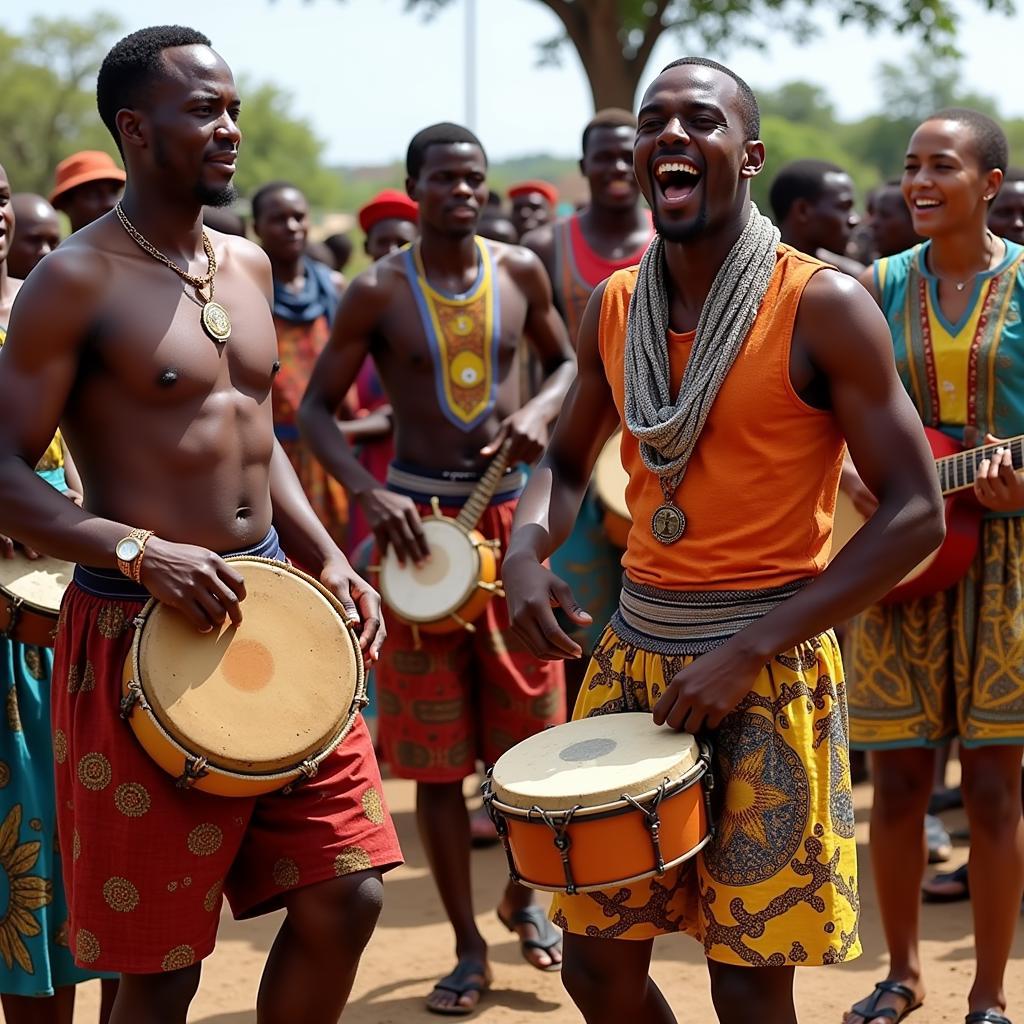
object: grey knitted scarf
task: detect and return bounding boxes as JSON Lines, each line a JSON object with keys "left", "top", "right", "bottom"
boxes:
{"left": 623, "top": 202, "right": 780, "bottom": 500}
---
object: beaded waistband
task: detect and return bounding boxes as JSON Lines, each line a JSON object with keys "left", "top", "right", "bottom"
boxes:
{"left": 386, "top": 461, "right": 526, "bottom": 508}
{"left": 612, "top": 574, "right": 810, "bottom": 655}
{"left": 73, "top": 527, "right": 284, "bottom": 600}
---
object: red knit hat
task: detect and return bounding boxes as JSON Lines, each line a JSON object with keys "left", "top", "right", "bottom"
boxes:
{"left": 508, "top": 180, "right": 558, "bottom": 207}
{"left": 358, "top": 190, "right": 419, "bottom": 233}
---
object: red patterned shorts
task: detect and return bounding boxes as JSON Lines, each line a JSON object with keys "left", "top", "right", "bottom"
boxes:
{"left": 376, "top": 494, "right": 566, "bottom": 782}
{"left": 52, "top": 584, "right": 402, "bottom": 975}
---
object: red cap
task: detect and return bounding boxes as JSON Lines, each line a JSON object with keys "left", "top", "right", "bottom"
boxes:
{"left": 50, "top": 150, "right": 126, "bottom": 205}
{"left": 358, "top": 190, "right": 419, "bottom": 234}
{"left": 508, "top": 180, "right": 558, "bottom": 207}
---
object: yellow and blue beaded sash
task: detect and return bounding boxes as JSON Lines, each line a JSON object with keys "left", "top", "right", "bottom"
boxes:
{"left": 403, "top": 237, "right": 501, "bottom": 432}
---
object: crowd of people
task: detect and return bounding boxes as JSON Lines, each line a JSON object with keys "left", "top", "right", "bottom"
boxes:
{"left": 0, "top": 20, "right": 1022, "bottom": 1024}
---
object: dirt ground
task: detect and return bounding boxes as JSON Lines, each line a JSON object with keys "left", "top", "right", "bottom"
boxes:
{"left": 41, "top": 773, "right": 1024, "bottom": 1024}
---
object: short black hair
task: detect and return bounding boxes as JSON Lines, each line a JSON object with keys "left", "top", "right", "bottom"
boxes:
{"left": 659, "top": 57, "right": 760, "bottom": 141}
{"left": 250, "top": 180, "right": 302, "bottom": 222}
{"left": 769, "top": 160, "right": 848, "bottom": 222}
{"left": 581, "top": 108, "right": 637, "bottom": 155}
{"left": 928, "top": 107, "right": 1009, "bottom": 176}
{"left": 97, "top": 25, "right": 212, "bottom": 153}
{"left": 324, "top": 233, "right": 353, "bottom": 268}
{"left": 406, "top": 123, "right": 486, "bottom": 180}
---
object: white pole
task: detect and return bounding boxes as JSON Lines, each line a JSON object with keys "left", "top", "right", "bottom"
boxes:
{"left": 465, "top": 0, "right": 477, "bottom": 131}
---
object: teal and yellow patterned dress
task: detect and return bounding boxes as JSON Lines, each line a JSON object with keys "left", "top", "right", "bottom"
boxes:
{"left": 0, "top": 324, "right": 112, "bottom": 995}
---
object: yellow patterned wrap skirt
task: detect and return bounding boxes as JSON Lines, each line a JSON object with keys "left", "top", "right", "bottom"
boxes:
{"left": 845, "top": 517, "right": 1024, "bottom": 749}
{"left": 550, "top": 625, "right": 861, "bottom": 967}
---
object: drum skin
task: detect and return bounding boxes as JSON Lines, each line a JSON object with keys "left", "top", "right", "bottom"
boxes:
{"left": 121, "top": 558, "right": 364, "bottom": 797}
{"left": 486, "top": 713, "right": 711, "bottom": 893}
{"left": 0, "top": 553, "right": 73, "bottom": 648}
{"left": 379, "top": 518, "right": 499, "bottom": 634}
{"left": 594, "top": 432, "right": 631, "bottom": 550}
{"left": 498, "top": 783, "right": 708, "bottom": 892}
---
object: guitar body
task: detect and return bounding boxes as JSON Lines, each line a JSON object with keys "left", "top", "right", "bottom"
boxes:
{"left": 831, "top": 427, "right": 984, "bottom": 604}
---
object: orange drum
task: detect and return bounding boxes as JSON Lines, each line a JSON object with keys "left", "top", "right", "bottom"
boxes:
{"left": 121, "top": 557, "right": 365, "bottom": 797}
{"left": 0, "top": 551, "right": 74, "bottom": 648}
{"left": 594, "top": 431, "right": 631, "bottom": 550}
{"left": 483, "top": 713, "right": 713, "bottom": 894}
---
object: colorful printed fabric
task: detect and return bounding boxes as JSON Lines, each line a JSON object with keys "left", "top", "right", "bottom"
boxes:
{"left": 375, "top": 494, "right": 565, "bottom": 782}
{"left": 272, "top": 314, "right": 349, "bottom": 544}
{"left": 550, "top": 625, "right": 861, "bottom": 968}
{"left": 846, "top": 516, "right": 1024, "bottom": 748}
{"left": 51, "top": 585, "right": 402, "bottom": 974}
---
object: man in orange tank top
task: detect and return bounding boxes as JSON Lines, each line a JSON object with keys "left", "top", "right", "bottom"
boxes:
{"left": 503, "top": 57, "right": 944, "bottom": 1024}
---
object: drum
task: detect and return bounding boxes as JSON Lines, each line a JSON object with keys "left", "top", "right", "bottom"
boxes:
{"left": 483, "top": 713, "right": 713, "bottom": 894}
{"left": 378, "top": 504, "right": 502, "bottom": 636}
{"left": 121, "top": 557, "right": 365, "bottom": 797}
{"left": 0, "top": 551, "right": 74, "bottom": 647}
{"left": 594, "top": 432, "right": 631, "bottom": 549}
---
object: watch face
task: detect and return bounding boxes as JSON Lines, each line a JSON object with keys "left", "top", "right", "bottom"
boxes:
{"left": 116, "top": 537, "right": 142, "bottom": 561}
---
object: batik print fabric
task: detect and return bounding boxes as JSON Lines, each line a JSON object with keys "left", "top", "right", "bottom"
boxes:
{"left": 550, "top": 625, "right": 860, "bottom": 968}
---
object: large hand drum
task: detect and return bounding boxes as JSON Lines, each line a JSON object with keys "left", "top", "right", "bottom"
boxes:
{"left": 593, "top": 432, "right": 631, "bottom": 550}
{"left": 121, "top": 558, "right": 366, "bottom": 797}
{"left": 484, "top": 713, "right": 713, "bottom": 894}
{"left": 0, "top": 551, "right": 74, "bottom": 647}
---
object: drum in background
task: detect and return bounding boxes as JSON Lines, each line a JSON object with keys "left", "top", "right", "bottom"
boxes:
{"left": 484, "top": 713, "right": 712, "bottom": 894}
{"left": 594, "top": 431, "right": 631, "bottom": 549}
{"left": 0, "top": 551, "right": 74, "bottom": 647}
{"left": 121, "top": 557, "right": 365, "bottom": 797}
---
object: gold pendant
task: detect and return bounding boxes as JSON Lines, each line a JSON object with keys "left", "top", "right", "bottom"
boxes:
{"left": 201, "top": 300, "right": 231, "bottom": 343}
{"left": 651, "top": 503, "right": 686, "bottom": 544}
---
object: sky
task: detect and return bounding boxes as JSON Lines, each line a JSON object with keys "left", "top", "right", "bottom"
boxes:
{"left": 6, "top": 0, "right": 1024, "bottom": 165}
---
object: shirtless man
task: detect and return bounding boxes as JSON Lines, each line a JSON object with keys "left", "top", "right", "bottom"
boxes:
{"left": 8, "top": 194, "right": 60, "bottom": 279}
{"left": 300, "top": 122, "right": 575, "bottom": 1014}
{"left": 0, "top": 26, "right": 400, "bottom": 1024}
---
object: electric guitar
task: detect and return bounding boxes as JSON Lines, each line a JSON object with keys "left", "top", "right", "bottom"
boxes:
{"left": 831, "top": 426, "right": 1024, "bottom": 604}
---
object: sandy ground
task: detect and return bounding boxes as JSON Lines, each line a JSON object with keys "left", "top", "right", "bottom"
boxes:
{"left": 31, "top": 774, "right": 1024, "bottom": 1024}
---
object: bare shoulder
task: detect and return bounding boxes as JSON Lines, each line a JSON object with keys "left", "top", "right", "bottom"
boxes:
{"left": 336, "top": 250, "right": 405, "bottom": 314}
{"left": 795, "top": 267, "right": 891, "bottom": 365}
{"left": 219, "top": 231, "right": 270, "bottom": 274}
{"left": 493, "top": 240, "right": 547, "bottom": 289}
{"left": 12, "top": 228, "right": 112, "bottom": 311}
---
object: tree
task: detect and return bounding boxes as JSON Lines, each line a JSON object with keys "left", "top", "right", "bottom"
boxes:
{"left": 335, "top": 0, "right": 1015, "bottom": 111}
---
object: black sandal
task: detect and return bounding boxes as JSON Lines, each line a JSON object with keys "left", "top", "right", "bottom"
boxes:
{"left": 847, "top": 980, "right": 922, "bottom": 1022}
{"left": 497, "top": 904, "right": 562, "bottom": 972}
{"left": 426, "top": 959, "right": 492, "bottom": 1017}
{"left": 965, "top": 1013, "right": 1012, "bottom": 1024}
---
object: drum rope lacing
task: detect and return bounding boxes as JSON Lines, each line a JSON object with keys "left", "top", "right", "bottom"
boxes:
{"left": 529, "top": 803, "right": 584, "bottom": 895}
{"left": 0, "top": 594, "right": 24, "bottom": 640}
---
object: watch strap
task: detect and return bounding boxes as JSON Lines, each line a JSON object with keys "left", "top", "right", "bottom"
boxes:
{"left": 116, "top": 528, "right": 154, "bottom": 583}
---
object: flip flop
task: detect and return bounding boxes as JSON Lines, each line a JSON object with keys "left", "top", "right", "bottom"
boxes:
{"left": 965, "top": 1013, "right": 1013, "bottom": 1023}
{"left": 922, "top": 864, "right": 969, "bottom": 904}
{"left": 426, "top": 959, "right": 492, "bottom": 1017}
{"left": 497, "top": 904, "right": 562, "bottom": 972}
{"left": 847, "top": 980, "right": 922, "bottom": 1022}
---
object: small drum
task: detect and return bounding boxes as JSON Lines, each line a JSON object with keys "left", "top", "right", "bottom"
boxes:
{"left": 484, "top": 713, "right": 713, "bottom": 894}
{"left": 121, "top": 557, "right": 365, "bottom": 797}
{"left": 0, "top": 551, "right": 74, "bottom": 647}
{"left": 594, "top": 432, "right": 631, "bottom": 549}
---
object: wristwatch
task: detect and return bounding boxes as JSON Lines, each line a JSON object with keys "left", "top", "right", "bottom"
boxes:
{"left": 115, "top": 529, "right": 154, "bottom": 584}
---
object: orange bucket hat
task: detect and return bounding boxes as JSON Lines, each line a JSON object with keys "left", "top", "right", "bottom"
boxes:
{"left": 50, "top": 151, "right": 126, "bottom": 205}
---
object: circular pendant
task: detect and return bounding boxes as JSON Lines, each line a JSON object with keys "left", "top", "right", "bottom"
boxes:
{"left": 651, "top": 503, "right": 686, "bottom": 545}
{"left": 201, "top": 300, "right": 232, "bottom": 343}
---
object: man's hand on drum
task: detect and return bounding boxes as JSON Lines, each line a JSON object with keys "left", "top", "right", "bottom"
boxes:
{"left": 503, "top": 553, "right": 592, "bottom": 661}
{"left": 320, "top": 554, "right": 386, "bottom": 665}
{"left": 653, "top": 639, "right": 765, "bottom": 734}
{"left": 139, "top": 539, "right": 246, "bottom": 633}
{"left": 481, "top": 407, "right": 548, "bottom": 465}
{"left": 0, "top": 534, "right": 39, "bottom": 560}
{"left": 357, "top": 487, "right": 429, "bottom": 567}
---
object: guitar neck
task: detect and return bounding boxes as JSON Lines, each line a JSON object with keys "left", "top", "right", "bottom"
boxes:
{"left": 936, "top": 434, "right": 1024, "bottom": 495}
{"left": 454, "top": 438, "right": 515, "bottom": 532}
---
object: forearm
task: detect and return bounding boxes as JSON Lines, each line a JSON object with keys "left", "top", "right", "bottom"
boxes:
{"left": 507, "top": 452, "right": 590, "bottom": 563}
{"left": 338, "top": 409, "right": 392, "bottom": 442}
{"left": 297, "top": 398, "right": 381, "bottom": 497}
{"left": 522, "top": 359, "right": 576, "bottom": 425}
{"left": 736, "top": 490, "right": 944, "bottom": 662}
{"left": 268, "top": 441, "right": 345, "bottom": 571}
{"left": 0, "top": 456, "right": 130, "bottom": 565}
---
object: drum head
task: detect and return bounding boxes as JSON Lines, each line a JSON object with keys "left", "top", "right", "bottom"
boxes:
{"left": 492, "top": 713, "right": 700, "bottom": 810}
{"left": 136, "top": 559, "right": 360, "bottom": 774}
{"left": 379, "top": 517, "right": 479, "bottom": 622}
{"left": 0, "top": 552, "right": 73, "bottom": 613}
{"left": 594, "top": 433, "right": 630, "bottom": 523}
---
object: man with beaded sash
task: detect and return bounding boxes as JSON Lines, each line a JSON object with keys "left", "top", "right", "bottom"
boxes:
{"left": 502, "top": 57, "right": 944, "bottom": 1024}
{"left": 0, "top": 26, "right": 402, "bottom": 1024}
{"left": 843, "top": 109, "right": 1024, "bottom": 1024}
{"left": 300, "top": 123, "right": 575, "bottom": 1014}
